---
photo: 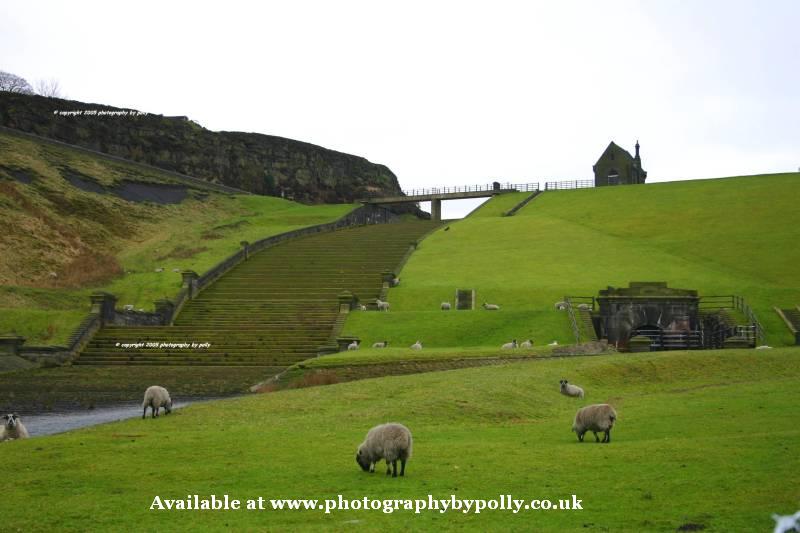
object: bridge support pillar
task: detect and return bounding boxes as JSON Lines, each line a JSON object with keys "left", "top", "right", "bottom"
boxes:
{"left": 431, "top": 199, "right": 442, "bottom": 221}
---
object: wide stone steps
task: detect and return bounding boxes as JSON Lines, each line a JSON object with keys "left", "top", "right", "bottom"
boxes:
{"left": 74, "top": 220, "right": 440, "bottom": 367}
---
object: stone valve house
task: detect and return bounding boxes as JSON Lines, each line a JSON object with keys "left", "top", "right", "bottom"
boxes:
{"left": 593, "top": 140, "right": 647, "bottom": 186}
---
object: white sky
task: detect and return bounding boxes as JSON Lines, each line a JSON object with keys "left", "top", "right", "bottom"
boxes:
{"left": 2, "top": 0, "right": 798, "bottom": 218}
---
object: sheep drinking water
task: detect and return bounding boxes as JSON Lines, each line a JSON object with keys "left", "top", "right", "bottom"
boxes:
{"left": 356, "top": 423, "right": 413, "bottom": 477}
{"left": 142, "top": 386, "right": 173, "bottom": 419}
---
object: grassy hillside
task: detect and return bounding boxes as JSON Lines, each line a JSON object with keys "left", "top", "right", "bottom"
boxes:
{"left": 0, "top": 131, "right": 353, "bottom": 344}
{"left": 344, "top": 173, "right": 800, "bottom": 348}
{"left": 2, "top": 347, "right": 798, "bottom": 531}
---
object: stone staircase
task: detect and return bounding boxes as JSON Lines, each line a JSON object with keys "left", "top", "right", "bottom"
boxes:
{"left": 75, "top": 221, "right": 439, "bottom": 370}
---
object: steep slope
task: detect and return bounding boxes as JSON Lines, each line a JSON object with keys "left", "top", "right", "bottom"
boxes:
{"left": 1, "top": 92, "right": 405, "bottom": 203}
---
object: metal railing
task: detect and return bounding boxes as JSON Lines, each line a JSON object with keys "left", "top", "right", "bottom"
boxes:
{"left": 544, "top": 180, "right": 594, "bottom": 191}
{"left": 700, "top": 295, "right": 764, "bottom": 343}
{"left": 400, "top": 182, "right": 539, "bottom": 197}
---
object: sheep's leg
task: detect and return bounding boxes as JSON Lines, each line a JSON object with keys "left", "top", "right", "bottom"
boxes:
{"left": 578, "top": 431, "right": 585, "bottom": 442}
{"left": 400, "top": 459, "right": 406, "bottom": 476}
{"left": 153, "top": 406, "right": 158, "bottom": 418}
{"left": 593, "top": 431, "right": 600, "bottom": 442}
{"left": 391, "top": 460, "right": 398, "bottom": 478}
{"left": 142, "top": 406, "right": 147, "bottom": 419}
{"left": 386, "top": 461, "right": 392, "bottom": 476}
{"left": 604, "top": 430, "right": 611, "bottom": 443}
{"left": 369, "top": 462, "right": 375, "bottom": 474}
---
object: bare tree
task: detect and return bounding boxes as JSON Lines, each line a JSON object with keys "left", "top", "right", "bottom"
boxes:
{"left": 34, "top": 78, "right": 63, "bottom": 98}
{"left": 0, "top": 70, "right": 34, "bottom": 94}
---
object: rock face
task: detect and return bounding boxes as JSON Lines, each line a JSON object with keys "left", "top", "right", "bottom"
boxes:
{"left": 0, "top": 93, "right": 405, "bottom": 205}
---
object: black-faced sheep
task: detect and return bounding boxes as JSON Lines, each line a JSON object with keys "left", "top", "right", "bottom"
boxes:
{"left": 142, "top": 386, "right": 173, "bottom": 419}
{"left": 356, "top": 422, "right": 413, "bottom": 477}
{"left": 410, "top": 340, "right": 422, "bottom": 350}
{"left": 572, "top": 404, "right": 616, "bottom": 443}
{"left": 520, "top": 339, "right": 533, "bottom": 348}
{"left": 482, "top": 302, "right": 500, "bottom": 310}
{"left": 441, "top": 302, "right": 451, "bottom": 310}
{"left": 501, "top": 339, "right": 518, "bottom": 349}
{"left": 559, "top": 379, "right": 585, "bottom": 399}
{"left": 1, "top": 414, "right": 29, "bottom": 441}
{"left": 372, "top": 341, "right": 388, "bottom": 348}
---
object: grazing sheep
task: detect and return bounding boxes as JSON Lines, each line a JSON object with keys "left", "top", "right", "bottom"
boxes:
{"left": 520, "top": 339, "right": 533, "bottom": 348}
{"left": 356, "top": 423, "right": 413, "bottom": 477}
{"left": 441, "top": 302, "right": 451, "bottom": 310}
{"left": 123, "top": 304, "right": 135, "bottom": 311}
{"left": 410, "top": 340, "right": 422, "bottom": 350}
{"left": 501, "top": 339, "right": 518, "bottom": 349}
{"left": 391, "top": 277, "right": 400, "bottom": 287}
{"left": 555, "top": 301, "right": 568, "bottom": 311}
{"left": 559, "top": 379, "right": 585, "bottom": 399}
{"left": 172, "top": 268, "right": 181, "bottom": 273}
{"left": 756, "top": 345, "right": 773, "bottom": 350}
{"left": 154, "top": 267, "right": 164, "bottom": 273}
{"left": 548, "top": 340, "right": 559, "bottom": 346}
{"left": 347, "top": 340, "right": 360, "bottom": 351}
{"left": 1, "top": 414, "right": 29, "bottom": 441}
{"left": 577, "top": 303, "right": 591, "bottom": 311}
{"left": 142, "top": 386, "right": 173, "bottom": 419}
{"left": 359, "top": 304, "right": 367, "bottom": 311}
{"left": 372, "top": 341, "right": 389, "bottom": 348}
{"left": 572, "top": 404, "right": 617, "bottom": 443}
{"left": 772, "top": 510, "right": 800, "bottom": 533}
{"left": 376, "top": 299, "right": 390, "bottom": 312}
{"left": 482, "top": 302, "right": 500, "bottom": 310}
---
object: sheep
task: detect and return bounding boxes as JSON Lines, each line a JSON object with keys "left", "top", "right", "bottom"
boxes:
{"left": 376, "top": 299, "right": 390, "bottom": 312}
{"left": 756, "top": 345, "right": 773, "bottom": 350}
{"left": 356, "top": 422, "right": 413, "bottom": 477}
{"left": 372, "top": 341, "right": 388, "bottom": 348}
{"left": 142, "top": 386, "right": 173, "bottom": 419}
{"left": 559, "top": 379, "right": 585, "bottom": 399}
{"left": 548, "top": 340, "right": 559, "bottom": 346}
{"left": 123, "top": 304, "right": 135, "bottom": 311}
{"left": 391, "top": 277, "right": 400, "bottom": 287}
{"left": 347, "top": 340, "right": 360, "bottom": 351}
{"left": 572, "top": 404, "right": 617, "bottom": 443}
{"left": 577, "top": 303, "right": 591, "bottom": 311}
{"left": 172, "top": 268, "right": 181, "bottom": 273}
{"left": 772, "top": 511, "right": 800, "bottom": 533}
{"left": 441, "top": 302, "right": 451, "bottom": 310}
{"left": 410, "top": 340, "right": 422, "bottom": 350}
{"left": 1, "top": 414, "right": 29, "bottom": 441}
{"left": 555, "top": 301, "right": 568, "bottom": 311}
{"left": 154, "top": 267, "right": 164, "bottom": 273}
{"left": 501, "top": 339, "right": 518, "bottom": 349}
{"left": 520, "top": 339, "right": 533, "bottom": 348}
{"left": 359, "top": 304, "right": 367, "bottom": 311}
{"left": 482, "top": 302, "right": 500, "bottom": 310}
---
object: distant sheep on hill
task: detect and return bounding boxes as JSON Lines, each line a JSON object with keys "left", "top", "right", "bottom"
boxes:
{"left": 577, "top": 303, "right": 591, "bottom": 311}
{"left": 555, "top": 301, "right": 568, "bottom": 311}
{"left": 410, "top": 340, "right": 422, "bottom": 350}
{"left": 1, "top": 414, "right": 29, "bottom": 441}
{"left": 372, "top": 341, "right": 388, "bottom": 348}
{"left": 348, "top": 340, "right": 360, "bottom": 351}
{"left": 501, "top": 339, "right": 518, "bottom": 349}
{"left": 482, "top": 302, "right": 500, "bottom": 310}
{"left": 359, "top": 304, "right": 367, "bottom": 311}
{"left": 376, "top": 299, "right": 390, "bottom": 312}
{"left": 572, "top": 404, "right": 616, "bottom": 443}
{"left": 441, "top": 302, "right": 451, "bottom": 310}
{"left": 356, "top": 423, "right": 413, "bottom": 477}
{"left": 142, "top": 386, "right": 173, "bottom": 419}
{"left": 520, "top": 339, "right": 533, "bottom": 348}
{"left": 559, "top": 379, "right": 584, "bottom": 399}
{"left": 391, "top": 277, "right": 400, "bottom": 287}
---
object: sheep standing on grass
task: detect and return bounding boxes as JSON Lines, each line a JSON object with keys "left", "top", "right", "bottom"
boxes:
{"left": 572, "top": 404, "right": 617, "bottom": 443}
{"left": 142, "top": 386, "right": 173, "bottom": 419}
{"left": 372, "top": 341, "right": 388, "bottom": 348}
{"left": 555, "top": 301, "right": 568, "bottom": 311}
{"left": 520, "top": 339, "right": 533, "bottom": 348}
{"left": 376, "top": 299, "right": 390, "bottom": 312}
{"left": 482, "top": 302, "right": 500, "bottom": 310}
{"left": 347, "top": 340, "right": 360, "bottom": 351}
{"left": 356, "top": 423, "right": 413, "bottom": 477}
{"left": 441, "top": 302, "right": 451, "bottom": 310}
{"left": 559, "top": 379, "right": 585, "bottom": 399}
{"left": 502, "top": 339, "right": 518, "bottom": 349}
{"left": 1, "top": 414, "right": 29, "bottom": 441}
{"left": 411, "top": 340, "right": 423, "bottom": 350}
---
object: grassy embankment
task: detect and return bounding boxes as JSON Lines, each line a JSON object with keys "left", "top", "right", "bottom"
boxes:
{"left": 1, "top": 347, "right": 798, "bottom": 531}
{"left": 0, "top": 131, "right": 353, "bottom": 344}
{"left": 341, "top": 173, "right": 800, "bottom": 363}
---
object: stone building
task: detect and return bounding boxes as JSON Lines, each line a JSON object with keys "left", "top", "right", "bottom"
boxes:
{"left": 593, "top": 140, "right": 647, "bottom": 186}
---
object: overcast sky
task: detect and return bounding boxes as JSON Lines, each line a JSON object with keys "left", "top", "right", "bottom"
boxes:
{"left": 2, "top": 1, "right": 798, "bottom": 217}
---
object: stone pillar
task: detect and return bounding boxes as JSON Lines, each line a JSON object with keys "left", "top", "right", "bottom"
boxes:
{"left": 338, "top": 291, "right": 356, "bottom": 314}
{"left": 90, "top": 292, "right": 117, "bottom": 325}
{"left": 431, "top": 198, "right": 442, "bottom": 221}
{"left": 181, "top": 270, "right": 199, "bottom": 299}
{"left": 154, "top": 299, "right": 175, "bottom": 325}
{"left": 382, "top": 271, "right": 396, "bottom": 289}
{"left": 240, "top": 241, "right": 250, "bottom": 261}
{"left": 0, "top": 335, "right": 26, "bottom": 357}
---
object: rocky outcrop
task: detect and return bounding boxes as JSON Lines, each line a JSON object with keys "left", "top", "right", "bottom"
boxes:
{"left": 0, "top": 93, "right": 407, "bottom": 205}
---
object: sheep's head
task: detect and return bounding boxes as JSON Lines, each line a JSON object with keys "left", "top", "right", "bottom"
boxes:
{"left": 3, "top": 414, "right": 19, "bottom": 430}
{"left": 559, "top": 380, "right": 568, "bottom": 390}
{"left": 356, "top": 446, "right": 371, "bottom": 472}
{"left": 165, "top": 399, "right": 173, "bottom": 414}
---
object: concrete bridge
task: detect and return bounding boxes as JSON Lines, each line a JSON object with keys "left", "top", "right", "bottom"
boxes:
{"left": 360, "top": 182, "right": 536, "bottom": 221}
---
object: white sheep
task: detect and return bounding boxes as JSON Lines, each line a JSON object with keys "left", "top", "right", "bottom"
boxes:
{"left": 577, "top": 303, "right": 591, "bottom": 311}
{"left": 372, "top": 341, "right": 388, "bottom": 348}
{"left": 548, "top": 340, "right": 559, "bottom": 346}
{"left": 572, "top": 404, "right": 617, "bottom": 443}
{"left": 1, "top": 414, "right": 29, "bottom": 441}
{"left": 441, "top": 302, "right": 451, "bottom": 310}
{"left": 123, "top": 304, "right": 134, "bottom": 311}
{"left": 154, "top": 267, "right": 164, "bottom": 273}
{"left": 559, "top": 379, "right": 585, "bottom": 399}
{"left": 142, "top": 385, "right": 173, "bottom": 419}
{"left": 376, "top": 299, "right": 390, "bottom": 312}
{"left": 410, "top": 340, "right": 422, "bottom": 350}
{"left": 347, "top": 340, "right": 360, "bottom": 351}
{"left": 391, "top": 277, "right": 400, "bottom": 287}
{"left": 359, "top": 304, "right": 367, "bottom": 311}
{"left": 756, "top": 345, "right": 773, "bottom": 350}
{"left": 356, "top": 422, "right": 413, "bottom": 477}
{"left": 555, "top": 301, "right": 568, "bottom": 311}
{"left": 772, "top": 511, "right": 800, "bottom": 533}
{"left": 482, "top": 302, "right": 500, "bottom": 310}
{"left": 520, "top": 339, "right": 533, "bottom": 348}
{"left": 501, "top": 339, "right": 518, "bottom": 349}
{"left": 172, "top": 268, "right": 181, "bottom": 273}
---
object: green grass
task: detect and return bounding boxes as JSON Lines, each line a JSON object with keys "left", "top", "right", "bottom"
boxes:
{"left": 344, "top": 174, "right": 800, "bottom": 348}
{"left": 1, "top": 347, "right": 798, "bottom": 531}
{"left": 468, "top": 191, "right": 530, "bottom": 217}
{"left": 0, "top": 132, "right": 353, "bottom": 344}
